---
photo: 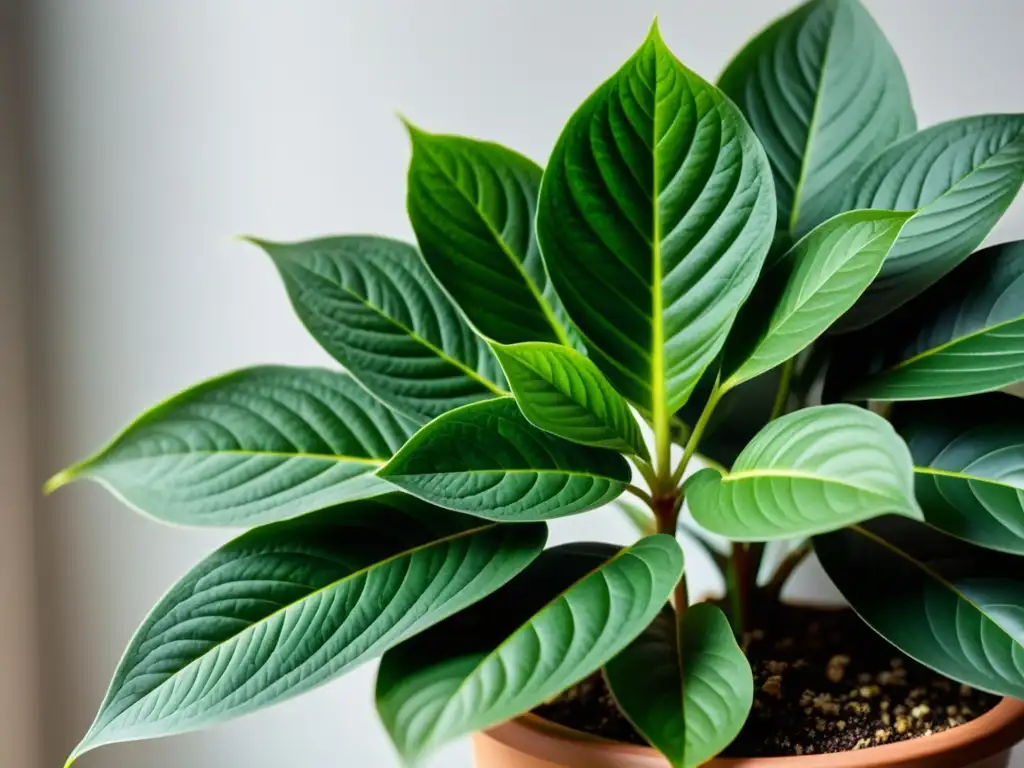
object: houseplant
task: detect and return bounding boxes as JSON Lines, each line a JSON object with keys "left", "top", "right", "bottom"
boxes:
{"left": 47, "top": 0, "right": 1024, "bottom": 765}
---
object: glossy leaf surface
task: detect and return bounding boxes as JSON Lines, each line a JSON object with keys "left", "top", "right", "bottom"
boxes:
{"left": 816, "top": 518, "right": 1024, "bottom": 698}
{"left": 256, "top": 235, "right": 506, "bottom": 422}
{"left": 605, "top": 603, "right": 752, "bottom": 767}
{"left": 378, "top": 397, "right": 631, "bottom": 521}
{"left": 720, "top": 0, "right": 915, "bottom": 236}
{"left": 686, "top": 404, "right": 921, "bottom": 540}
{"left": 46, "top": 366, "right": 417, "bottom": 527}
{"left": 405, "top": 128, "right": 573, "bottom": 345}
{"left": 376, "top": 536, "right": 683, "bottom": 764}
{"left": 537, "top": 23, "right": 775, "bottom": 422}
{"left": 493, "top": 341, "right": 648, "bottom": 458}
{"left": 68, "top": 496, "right": 547, "bottom": 764}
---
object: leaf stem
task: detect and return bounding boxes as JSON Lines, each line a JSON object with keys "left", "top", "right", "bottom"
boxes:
{"left": 769, "top": 358, "right": 795, "bottom": 421}
{"left": 671, "top": 376, "right": 723, "bottom": 486}
{"left": 625, "top": 483, "right": 654, "bottom": 507}
{"left": 630, "top": 455, "right": 659, "bottom": 491}
{"left": 763, "top": 541, "right": 812, "bottom": 602}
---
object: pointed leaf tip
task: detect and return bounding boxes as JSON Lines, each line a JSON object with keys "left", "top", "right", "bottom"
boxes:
{"left": 43, "top": 467, "right": 76, "bottom": 495}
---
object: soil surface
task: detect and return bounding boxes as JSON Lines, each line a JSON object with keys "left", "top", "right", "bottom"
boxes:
{"left": 534, "top": 604, "right": 999, "bottom": 758}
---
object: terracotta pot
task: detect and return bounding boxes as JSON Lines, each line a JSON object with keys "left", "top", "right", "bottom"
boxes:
{"left": 473, "top": 698, "right": 1024, "bottom": 768}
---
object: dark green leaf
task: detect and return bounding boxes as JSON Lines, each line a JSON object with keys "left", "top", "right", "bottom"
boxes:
{"left": 66, "top": 495, "right": 546, "bottom": 764}
{"left": 45, "top": 366, "right": 416, "bottom": 527}
{"left": 830, "top": 115, "right": 1024, "bottom": 331}
{"left": 816, "top": 518, "right": 1024, "bottom": 698}
{"left": 894, "top": 394, "right": 1024, "bottom": 554}
{"left": 405, "top": 127, "right": 575, "bottom": 346}
{"left": 605, "top": 603, "right": 752, "bottom": 768}
{"left": 492, "top": 341, "right": 648, "bottom": 458}
{"left": 842, "top": 240, "right": 1024, "bottom": 400}
{"left": 537, "top": 23, "right": 775, "bottom": 422}
{"left": 686, "top": 404, "right": 921, "bottom": 540}
{"left": 378, "top": 397, "right": 630, "bottom": 521}
{"left": 254, "top": 235, "right": 506, "bottom": 422}
{"left": 720, "top": 0, "right": 915, "bottom": 236}
{"left": 723, "top": 209, "right": 912, "bottom": 389}
{"left": 375, "top": 536, "right": 683, "bottom": 764}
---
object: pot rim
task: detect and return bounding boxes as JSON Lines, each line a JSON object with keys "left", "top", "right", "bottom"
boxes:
{"left": 481, "top": 697, "right": 1024, "bottom": 767}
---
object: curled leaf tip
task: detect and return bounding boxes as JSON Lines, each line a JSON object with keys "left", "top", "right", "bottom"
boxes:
{"left": 43, "top": 468, "right": 76, "bottom": 495}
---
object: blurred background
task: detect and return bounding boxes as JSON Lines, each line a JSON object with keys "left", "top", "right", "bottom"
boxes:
{"left": 2, "top": 1, "right": 1023, "bottom": 766}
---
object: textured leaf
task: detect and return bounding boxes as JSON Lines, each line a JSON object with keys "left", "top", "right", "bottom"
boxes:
{"left": 537, "top": 23, "right": 776, "bottom": 423}
{"left": 686, "top": 404, "right": 921, "bottom": 540}
{"left": 378, "top": 397, "right": 630, "bottom": 521}
{"left": 830, "top": 115, "right": 1024, "bottom": 331}
{"left": 816, "top": 517, "right": 1024, "bottom": 698}
{"left": 894, "top": 395, "right": 1024, "bottom": 554}
{"left": 492, "top": 341, "right": 648, "bottom": 458}
{"left": 605, "top": 603, "right": 752, "bottom": 768}
{"left": 254, "top": 235, "right": 506, "bottom": 422}
{"left": 375, "top": 536, "right": 684, "bottom": 764}
{"left": 45, "top": 366, "right": 416, "bottom": 527}
{"left": 67, "top": 495, "right": 547, "bottom": 764}
{"left": 405, "top": 127, "right": 575, "bottom": 346}
{"left": 720, "top": 0, "right": 916, "bottom": 237}
{"left": 724, "top": 209, "right": 912, "bottom": 389}
{"left": 842, "top": 240, "right": 1024, "bottom": 400}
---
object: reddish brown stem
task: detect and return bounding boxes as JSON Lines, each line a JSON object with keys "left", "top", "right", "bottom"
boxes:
{"left": 652, "top": 490, "right": 687, "bottom": 611}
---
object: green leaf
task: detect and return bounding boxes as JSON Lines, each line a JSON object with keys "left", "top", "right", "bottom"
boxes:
{"left": 66, "top": 495, "right": 547, "bottom": 765}
{"left": 894, "top": 394, "right": 1024, "bottom": 555}
{"left": 830, "top": 115, "right": 1024, "bottom": 331}
{"left": 375, "top": 536, "right": 683, "bottom": 764}
{"left": 815, "top": 517, "right": 1024, "bottom": 698}
{"left": 843, "top": 240, "right": 1024, "bottom": 401}
{"left": 45, "top": 366, "right": 417, "bottom": 527}
{"left": 723, "top": 209, "right": 912, "bottom": 389}
{"left": 378, "top": 397, "right": 630, "bottom": 521}
{"left": 719, "top": 0, "right": 916, "bottom": 237}
{"left": 253, "top": 235, "right": 506, "bottom": 422}
{"left": 491, "top": 341, "right": 648, "bottom": 458}
{"left": 604, "top": 603, "right": 752, "bottom": 768}
{"left": 536, "top": 22, "right": 776, "bottom": 423}
{"left": 405, "top": 126, "right": 575, "bottom": 346}
{"left": 685, "top": 404, "right": 922, "bottom": 540}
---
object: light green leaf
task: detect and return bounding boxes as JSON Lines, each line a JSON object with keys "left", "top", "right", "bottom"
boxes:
{"left": 492, "top": 341, "right": 648, "bottom": 458}
{"left": 686, "top": 404, "right": 922, "bottom": 540}
{"left": 254, "top": 235, "right": 506, "bottom": 422}
{"left": 605, "top": 603, "right": 752, "bottom": 768}
{"left": 45, "top": 366, "right": 416, "bottom": 527}
{"left": 405, "top": 126, "right": 575, "bottom": 346}
{"left": 375, "top": 536, "right": 684, "bottom": 765}
{"left": 378, "top": 397, "right": 630, "bottom": 521}
{"left": 66, "top": 495, "right": 547, "bottom": 765}
{"left": 537, "top": 22, "right": 776, "bottom": 423}
{"left": 724, "top": 209, "right": 912, "bottom": 389}
{"left": 895, "top": 394, "right": 1024, "bottom": 554}
{"left": 816, "top": 517, "right": 1024, "bottom": 698}
{"left": 720, "top": 0, "right": 916, "bottom": 237}
{"left": 830, "top": 115, "right": 1024, "bottom": 331}
{"left": 844, "top": 240, "right": 1024, "bottom": 400}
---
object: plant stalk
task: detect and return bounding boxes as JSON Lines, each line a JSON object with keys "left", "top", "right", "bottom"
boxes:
{"left": 769, "top": 358, "right": 795, "bottom": 421}
{"left": 671, "top": 377, "right": 723, "bottom": 486}
{"left": 763, "top": 541, "right": 812, "bottom": 602}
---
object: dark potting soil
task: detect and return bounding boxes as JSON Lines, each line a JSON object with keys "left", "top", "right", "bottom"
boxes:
{"left": 534, "top": 604, "right": 999, "bottom": 758}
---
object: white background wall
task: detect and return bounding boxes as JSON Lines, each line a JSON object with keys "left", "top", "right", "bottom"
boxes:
{"left": 27, "top": 1, "right": 1024, "bottom": 767}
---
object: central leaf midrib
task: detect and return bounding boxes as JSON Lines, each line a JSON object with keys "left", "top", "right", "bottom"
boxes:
{"left": 915, "top": 465, "right": 1024, "bottom": 493}
{"left": 881, "top": 314, "right": 1024, "bottom": 374}
{"left": 724, "top": 467, "right": 907, "bottom": 503}
{"left": 391, "top": 467, "right": 622, "bottom": 481}
{"left": 97, "top": 448, "right": 387, "bottom": 468}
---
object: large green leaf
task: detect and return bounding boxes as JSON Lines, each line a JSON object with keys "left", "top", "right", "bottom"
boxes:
{"left": 723, "top": 209, "right": 912, "bottom": 389}
{"left": 66, "top": 495, "right": 546, "bottom": 765}
{"left": 816, "top": 518, "right": 1024, "bottom": 698}
{"left": 604, "top": 603, "right": 752, "bottom": 768}
{"left": 830, "top": 115, "right": 1024, "bottom": 331}
{"left": 378, "top": 397, "right": 630, "bottom": 521}
{"left": 45, "top": 366, "right": 416, "bottom": 527}
{"left": 536, "top": 23, "right": 775, "bottom": 424}
{"left": 254, "top": 235, "right": 506, "bottom": 422}
{"left": 894, "top": 395, "right": 1024, "bottom": 554}
{"left": 842, "top": 240, "right": 1024, "bottom": 400}
{"left": 685, "top": 404, "right": 921, "bottom": 540}
{"left": 719, "top": 0, "right": 915, "bottom": 237}
{"left": 492, "top": 341, "right": 648, "bottom": 458}
{"left": 375, "top": 536, "right": 683, "bottom": 764}
{"left": 405, "top": 127, "right": 574, "bottom": 346}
